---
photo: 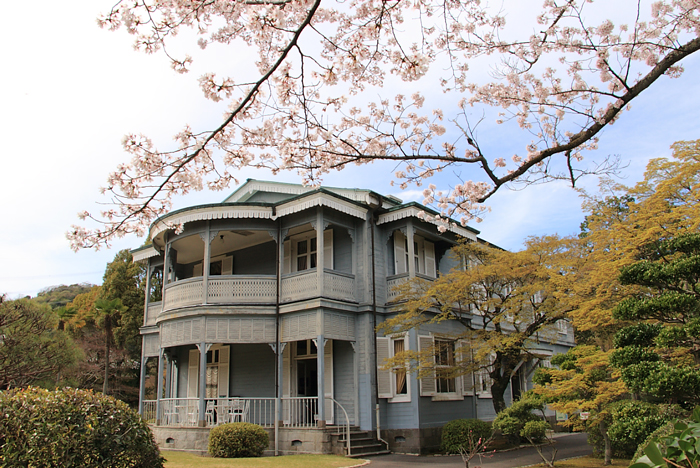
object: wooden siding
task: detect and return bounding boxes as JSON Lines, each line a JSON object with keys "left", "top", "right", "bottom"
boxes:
{"left": 230, "top": 343, "right": 276, "bottom": 397}
{"left": 333, "top": 340, "right": 356, "bottom": 425}
{"left": 232, "top": 240, "right": 276, "bottom": 275}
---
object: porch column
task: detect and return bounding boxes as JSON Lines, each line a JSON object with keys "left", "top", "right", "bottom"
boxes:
{"left": 143, "top": 266, "right": 152, "bottom": 326}
{"left": 317, "top": 334, "right": 325, "bottom": 427}
{"left": 155, "top": 348, "right": 165, "bottom": 425}
{"left": 406, "top": 222, "right": 416, "bottom": 278}
{"left": 138, "top": 352, "right": 147, "bottom": 416}
{"left": 197, "top": 342, "right": 209, "bottom": 427}
{"left": 162, "top": 235, "right": 170, "bottom": 306}
{"left": 201, "top": 227, "right": 214, "bottom": 305}
{"left": 316, "top": 208, "right": 324, "bottom": 296}
{"left": 164, "top": 352, "right": 172, "bottom": 399}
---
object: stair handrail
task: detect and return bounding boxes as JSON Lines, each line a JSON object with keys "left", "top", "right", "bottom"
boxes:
{"left": 328, "top": 398, "right": 351, "bottom": 457}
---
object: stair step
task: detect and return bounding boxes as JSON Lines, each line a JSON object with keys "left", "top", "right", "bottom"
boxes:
{"left": 347, "top": 450, "right": 391, "bottom": 458}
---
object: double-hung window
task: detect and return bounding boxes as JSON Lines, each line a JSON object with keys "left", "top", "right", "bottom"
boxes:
{"left": 435, "top": 339, "right": 456, "bottom": 394}
{"left": 296, "top": 237, "right": 317, "bottom": 271}
{"left": 376, "top": 335, "right": 410, "bottom": 402}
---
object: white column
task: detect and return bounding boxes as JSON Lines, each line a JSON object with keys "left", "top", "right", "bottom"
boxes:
{"left": 316, "top": 209, "right": 324, "bottom": 296}
{"left": 317, "top": 334, "right": 325, "bottom": 426}
{"left": 406, "top": 223, "right": 416, "bottom": 278}
{"left": 197, "top": 342, "right": 209, "bottom": 427}
{"left": 155, "top": 349, "right": 164, "bottom": 425}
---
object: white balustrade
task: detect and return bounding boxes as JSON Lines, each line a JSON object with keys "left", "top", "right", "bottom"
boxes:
{"left": 323, "top": 271, "right": 355, "bottom": 302}
{"left": 281, "top": 271, "right": 319, "bottom": 302}
{"left": 142, "top": 400, "right": 157, "bottom": 423}
{"left": 281, "top": 397, "right": 319, "bottom": 428}
{"left": 159, "top": 398, "right": 200, "bottom": 426}
{"left": 161, "top": 270, "right": 356, "bottom": 312}
{"left": 154, "top": 396, "right": 352, "bottom": 430}
{"left": 144, "top": 302, "right": 161, "bottom": 326}
{"left": 163, "top": 279, "right": 204, "bottom": 311}
{"left": 208, "top": 276, "right": 277, "bottom": 303}
{"left": 386, "top": 275, "right": 409, "bottom": 302}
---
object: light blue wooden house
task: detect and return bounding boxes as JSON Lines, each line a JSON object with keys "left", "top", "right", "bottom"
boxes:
{"left": 133, "top": 179, "right": 574, "bottom": 455}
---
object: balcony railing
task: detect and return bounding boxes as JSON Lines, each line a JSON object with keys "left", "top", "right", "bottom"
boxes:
{"left": 160, "top": 270, "right": 355, "bottom": 313}
{"left": 147, "top": 397, "right": 326, "bottom": 429}
{"left": 145, "top": 302, "right": 161, "bottom": 327}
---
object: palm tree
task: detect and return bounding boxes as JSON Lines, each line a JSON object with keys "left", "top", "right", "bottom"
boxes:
{"left": 93, "top": 298, "right": 126, "bottom": 395}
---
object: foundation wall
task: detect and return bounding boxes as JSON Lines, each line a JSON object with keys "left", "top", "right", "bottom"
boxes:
{"left": 150, "top": 425, "right": 333, "bottom": 455}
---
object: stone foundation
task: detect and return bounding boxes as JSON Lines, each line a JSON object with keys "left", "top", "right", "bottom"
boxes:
{"left": 150, "top": 425, "right": 333, "bottom": 455}
{"left": 383, "top": 427, "right": 442, "bottom": 454}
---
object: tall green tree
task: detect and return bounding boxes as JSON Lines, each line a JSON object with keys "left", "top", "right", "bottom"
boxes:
{"left": 100, "top": 249, "right": 146, "bottom": 361}
{"left": 380, "top": 235, "right": 574, "bottom": 413}
{"left": 0, "top": 296, "right": 80, "bottom": 389}
{"left": 610, "top": 233, "right": 700, "bottom": 406}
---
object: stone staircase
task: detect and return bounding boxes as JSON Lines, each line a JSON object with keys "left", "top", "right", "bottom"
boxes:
{"left": 329, "top": 426, "right": 391, "bottom": 457}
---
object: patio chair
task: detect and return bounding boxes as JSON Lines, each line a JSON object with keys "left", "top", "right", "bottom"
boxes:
{"left": 229, "top": 399, "right": 249, "bottom": 423}
{"left": 205, "top": 400, "right": 216, "bottom": 426}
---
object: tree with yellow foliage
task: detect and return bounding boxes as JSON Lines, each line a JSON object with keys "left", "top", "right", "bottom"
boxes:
{"left": 380, "top": 235, "right": 575, "bottom": 414}
{"left": 533, "top": 345, "right": 627, "bottom": 465}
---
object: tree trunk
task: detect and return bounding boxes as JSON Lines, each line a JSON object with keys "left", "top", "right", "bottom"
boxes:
{"left": 490, "top": 377, "right": 508, "bottom": 414}
{"left": 599, "top": 420, "right": 612, "bottom": 465}
{"left": 103, "top": 316, "right": 111, "bottom": 395}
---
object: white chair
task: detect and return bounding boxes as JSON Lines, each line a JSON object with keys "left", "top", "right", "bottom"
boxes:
{"left": 205, "top": 400, "right": 216, "bottom": 426}
{"left": 230, "top": 399, "right": 249, "bottom": 423}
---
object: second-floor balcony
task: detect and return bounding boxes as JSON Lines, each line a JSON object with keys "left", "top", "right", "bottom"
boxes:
{"left": 146, "top": 269, "right": 355, "bottom": 325}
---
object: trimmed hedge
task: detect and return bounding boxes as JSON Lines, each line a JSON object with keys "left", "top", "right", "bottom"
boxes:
{"left": 441, "top": 418, "right": 492, "bottom": 454}
{"left": 208, "top": 422, "right": 269, "bottom": 458}
{"left": 0, "top": 387, "right": 164, "bottom": 468}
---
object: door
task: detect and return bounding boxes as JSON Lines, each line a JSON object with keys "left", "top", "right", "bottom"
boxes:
{"left": 296, "top": 359, "right": 317, "bottom": 424}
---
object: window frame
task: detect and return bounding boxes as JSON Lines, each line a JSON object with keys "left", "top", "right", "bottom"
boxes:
{"left": 389, "top": 334, "right": 411, "bottom": 403}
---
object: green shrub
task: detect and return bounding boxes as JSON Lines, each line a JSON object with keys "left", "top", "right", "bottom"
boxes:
{"left": 587, "top": 400, "right": 684, "bottom": 459}
{"left": 0, "top": 387, "right": 163, "bottom": 468}
{"left": 493, "top": 395, "right": 548, "bottom": 444}
{"left": 441, "top": 418, "right": 492, "bottom": 454}
{"left": 208, "top": 422, "right": 269, "bottom": 458}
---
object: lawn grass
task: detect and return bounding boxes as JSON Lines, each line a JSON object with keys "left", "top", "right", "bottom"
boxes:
{"left": 538, "top": 455, "right": 632, "bottom": 468}
{"left": 162, "top": 451, "right": 367, "bottom": 468}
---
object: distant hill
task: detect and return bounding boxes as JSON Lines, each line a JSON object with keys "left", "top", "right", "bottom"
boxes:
{"left": 33, "top": 283, "right": 97, "bottom": 309}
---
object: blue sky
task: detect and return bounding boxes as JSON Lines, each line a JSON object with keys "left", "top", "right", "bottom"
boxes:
{"left": 1, "top": 0, "right": 698, "bottom": 298}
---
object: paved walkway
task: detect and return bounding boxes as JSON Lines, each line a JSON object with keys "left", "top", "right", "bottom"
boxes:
{"left": 363, "top": 433, "right": 592, "bottom": 468}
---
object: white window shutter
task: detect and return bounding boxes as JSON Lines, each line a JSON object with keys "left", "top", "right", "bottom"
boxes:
{"left": 222, "top": 256, "right": 233, "bottom": 275}
{"left": 188, "top": 348, "right": 199, "bottom": 398}
{"left": 394, "top": 232, "right": 406, "bottom": 275}
{"left": 282, "top": 343, "right": 291, "bottom": 424}
{"left": 324, "top": 229, "right": 333, "bottom": 269}
{"left": 415, "top": 236, "right": 425, "bottom": 274}
{"left": 218, "top": 345, "right": 230, "bottom": 398}
{"left": 324, "top": 340, "right": 334, "bottom": 424}
{"left": 418, "top": 335, "right": 436, "bottom": 396}
{"left": 424, "top": 240, "right": 436, "bottom": 278}
{"left": 376, "top": 337, "right": 392, "bottom": 398}
{"left": 459, "top": 340, "right": 474, "bottom": 395}
{"left": 283, "top": 240, "right": 291, "bottom": 274}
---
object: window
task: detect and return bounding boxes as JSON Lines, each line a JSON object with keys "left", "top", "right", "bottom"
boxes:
{"left": 283, "top": 229, "right": 333, "bottom": 274}
{"left": 376, "top": 335, "right": 410, "bottom": 402}
{"left": 418, "top": 335, "right": 471, "bottom": 400}
{"left": 296, "top": 237, "right": 317, "bottom": 271}
{"left": 435, "top": 339, "right": 456, "bottom": 394}
{"left": 393, "top": 231, "right": 436, "bottom": 277}
{"left": 393, "top": 337, "right": 408, "bottom": 397}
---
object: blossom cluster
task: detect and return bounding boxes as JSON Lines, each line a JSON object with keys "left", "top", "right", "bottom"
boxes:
{"left": 73, "top": 0, "right": 700, "bottom": 249}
